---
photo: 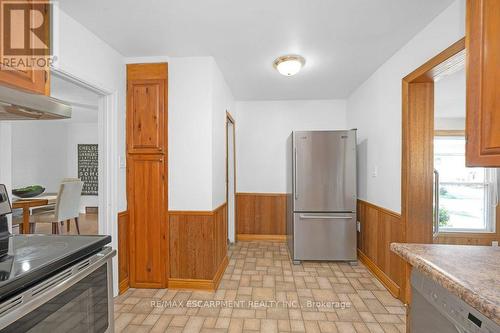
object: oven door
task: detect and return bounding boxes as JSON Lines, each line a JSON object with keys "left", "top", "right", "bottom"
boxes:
{"left": 0, "top": 247, "right": 115, "bottom": 333}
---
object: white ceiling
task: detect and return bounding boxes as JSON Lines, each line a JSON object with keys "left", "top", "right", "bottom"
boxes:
{"left": 435, "top": 68, "right": 465, "bottom": 119}
{"left": 59, "top": 0, "right": 454, "bottom": 100}
{"left": 51, "top": 75, "right": 99, "bottom": 123}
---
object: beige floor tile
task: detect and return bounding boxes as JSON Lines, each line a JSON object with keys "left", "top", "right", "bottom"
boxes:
{"left": 114, "top": 241, "right": 406, "bottom": 333}
{"left": 170, "top": 315, "right": 190, "bottom": 327}
{"left": 243, "top": 318, "right": 261, "bottom": 330}
{"left": 318, "top": 321, "right": 338, "bottom": 333}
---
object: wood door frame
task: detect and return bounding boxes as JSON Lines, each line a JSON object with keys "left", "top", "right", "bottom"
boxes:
{"left": 226, "top": 111, "right": 237, "bottom": 243}
{"left": 401, "top": 38, "right": 465, "bottom": 303}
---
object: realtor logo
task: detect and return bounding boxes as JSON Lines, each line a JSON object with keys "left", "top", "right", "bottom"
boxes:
{"left": 1, "top": 1, "right": 54, "bottom": 70}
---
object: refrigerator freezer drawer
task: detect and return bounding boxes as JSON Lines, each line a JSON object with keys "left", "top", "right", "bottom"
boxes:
{"left": 293, "top": 212, "right": 357, "bottom": 261}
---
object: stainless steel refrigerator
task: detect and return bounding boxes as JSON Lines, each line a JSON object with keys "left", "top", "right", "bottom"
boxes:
{"left": 286, "top": 130, "right": 357, "bottom": 263}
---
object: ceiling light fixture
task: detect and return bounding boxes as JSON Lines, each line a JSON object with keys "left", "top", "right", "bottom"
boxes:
{"left": 273, "top": 55, "right": 305, "bottom": 76}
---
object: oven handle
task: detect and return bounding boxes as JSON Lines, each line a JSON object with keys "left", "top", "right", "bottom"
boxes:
{"left": 0, "top": 247, "right": 116, "bottom": 330}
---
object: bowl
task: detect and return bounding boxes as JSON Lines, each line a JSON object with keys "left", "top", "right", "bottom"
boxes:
{"left": 12, "top": 187, "right": 46, "bottom": 198}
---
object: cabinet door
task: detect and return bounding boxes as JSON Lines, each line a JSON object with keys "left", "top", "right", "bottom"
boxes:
{"left": 127, "top": 154, "right": 168, "bottom": 288}
{"left": 0, "top": 0, "right": 50, "bottom": 95}
{"left": 466, "top": 0, "right": 500, "bottom": 166}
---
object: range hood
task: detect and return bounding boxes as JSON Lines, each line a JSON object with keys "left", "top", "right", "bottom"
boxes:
{"left": 0, "top": 85, "right": 71, "bottom": 121}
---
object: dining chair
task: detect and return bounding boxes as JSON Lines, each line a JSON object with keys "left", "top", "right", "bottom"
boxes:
{"left": 30, "top": 180, "right": 84, "bottom": 234}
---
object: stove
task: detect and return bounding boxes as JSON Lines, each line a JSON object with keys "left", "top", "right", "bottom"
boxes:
{"left": 0, "top": 184, "right": 115, "bottom": 332}
{"left": 0, "top": 234, "right": 111, "bottom": 302}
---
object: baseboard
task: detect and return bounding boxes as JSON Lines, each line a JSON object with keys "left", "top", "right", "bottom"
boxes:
{"left": 119, "top": 278, "right": 129, "bottom": 295}
{"left": 358, "top": 249, "right": 400, "bottom": 298}
{"left": 212, "top": 255, "right": 229, "bottom": 290}
{"left": 237, "top": 234, "right": 286, "bottom": 242}
{"left": 169, "top": 256, "right": 229, "bottom": 291}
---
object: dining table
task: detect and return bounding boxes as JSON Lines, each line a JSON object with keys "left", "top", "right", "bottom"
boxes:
{"left": 12, "top": 194, "right": 58, "bottom": 234}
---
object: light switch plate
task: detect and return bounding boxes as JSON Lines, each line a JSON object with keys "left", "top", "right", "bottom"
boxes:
{"left": 356, "top": 221, "right": 361, "bottom": 232}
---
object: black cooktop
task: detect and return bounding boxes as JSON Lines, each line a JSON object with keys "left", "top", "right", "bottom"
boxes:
{"left": 0, "top": 234, "right": 111, "bottom": 302}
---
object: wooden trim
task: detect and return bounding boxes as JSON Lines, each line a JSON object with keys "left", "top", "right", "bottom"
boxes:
{"left": 127, "top": 63, "right": 168, "bottom": 80}
{"left": 357, "top": 199, "right": 400, "bottom": 219}
{"left": 118, "top": 210, "right": 129, "bottom": 294}
{"left": 226, "top": 112, "right": 237, "bottom": 239}
{"left": 168, "top": 256, "right": 228, "bottom": 291}
{"left": 168, "top": 278, "right": 215, "bottom": 290}
{"left": 403, "top": 38, "right": 465, "bottom": 83}
{"left": 358, "top": 250, "right": 400, "bottom": 299}
{"left": 401, "top": 39, "right": 466, "bottom": 304}
{"left": 237, "top": 192, "right": 286, "bottom": 197}
{"left": 236, "top": 234, "right": 287, "bottom": 242}
{"left": 226, "top": 111, "right": 236, "bottom": 124}
{"left": 434, "top": 130, "right": 465, "bottom": 137}
{"left": 119, "top": 278, "right": 130, "bottom": 295}
{"left": 212, "top": 255, "right": 229, "bottom": 290}
{"left": 168, "top": 202, "right": 227, "bottom": 216}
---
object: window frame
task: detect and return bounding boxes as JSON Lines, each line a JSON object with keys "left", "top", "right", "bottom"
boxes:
{"left": 434, "top": 134, "right": 497, "bottom": 234}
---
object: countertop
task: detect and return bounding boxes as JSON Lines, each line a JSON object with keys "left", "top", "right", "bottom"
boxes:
{"left": 390, "top": 243, "right": 500, "bottom": 326}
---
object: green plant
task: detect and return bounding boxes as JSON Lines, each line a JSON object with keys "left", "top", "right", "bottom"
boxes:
{"left": 439, "top": 207, "right": 450, "bottom": 227}
{"left": 439, "top": 187, "right": 448, "bottom": 196}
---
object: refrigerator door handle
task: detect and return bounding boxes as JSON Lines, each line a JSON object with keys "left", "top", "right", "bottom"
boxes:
{"left": 294, "top": 147, "right": 298, "bottom": 200}
{"left": 299, "top": 214, "right": 353, "bottom": 220}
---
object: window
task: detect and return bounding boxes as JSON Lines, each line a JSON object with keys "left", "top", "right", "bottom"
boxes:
{"left": 434, "top": 136, "right": 498, "bottom": 232}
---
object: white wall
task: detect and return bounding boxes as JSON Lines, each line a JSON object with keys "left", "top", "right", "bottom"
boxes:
{"left": 168, "top": 57, "right": 214, "bottom": 211}
{"left": 54, "top": 9, "right": 126, "bottom": 296}
{"left": 11, "top": 122, "right": 69, "bottom": 193}
{"left": 235, "top": 100, "right": 347, "bottom": 193}
{"left": 346, "top": 0, "right": 465, "bottom": 212}
{"left": 11, "top": 121, "right": 99, "bottom": 213}
{"left": 126, "top": 56, "right": 235, "bottom": 211}
{"left": 211, "top": 59, "right": 235, "bottom": 208}
{"left": 55, "top": 8, "right": 126, "bottom": 212}
{"left": 435, "top": 117, "right": 465, "bottom": 130}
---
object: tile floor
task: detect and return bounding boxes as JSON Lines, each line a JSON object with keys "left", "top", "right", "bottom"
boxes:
{"left": 114, "top": 241, "right": 406, "bottom": 333}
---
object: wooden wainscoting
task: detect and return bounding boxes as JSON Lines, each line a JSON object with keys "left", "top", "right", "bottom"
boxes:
{"left": 168, "top": 203, "right": 228, "bottom": 290}
{"left": 118, "top": 211, "right": 129, "bottom": 294}
{"left": 236, "top": 193, "right": 286, "bottom": 241}
{"left": 357, "top": 200, "right": 405, "bottom": 299}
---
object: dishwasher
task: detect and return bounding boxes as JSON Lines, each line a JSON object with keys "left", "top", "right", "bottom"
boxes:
{"left": 410, "top": 270, "right": 499, "bottom": 333}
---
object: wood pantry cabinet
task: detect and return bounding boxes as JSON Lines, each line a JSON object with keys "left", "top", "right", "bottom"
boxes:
{"left": 466, "top": 0, "right": 500, "bottom": 166}
{"left": 126, "top": 63, "right": 168, "bottom": 288}
{"left": 0, "top": 0, "right": 50, "bottom": 95}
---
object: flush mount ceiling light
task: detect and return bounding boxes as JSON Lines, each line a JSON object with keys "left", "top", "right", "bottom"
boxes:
{"left": 273, "top": 55, "right": 305, "bottom": 76}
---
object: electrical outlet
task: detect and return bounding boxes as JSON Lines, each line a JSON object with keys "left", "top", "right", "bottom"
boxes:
{"left": 492, "top": 241, "right": 499, "bottom": 247}
{"left": 356, "top": 221, "right": 361, "bottom": 232}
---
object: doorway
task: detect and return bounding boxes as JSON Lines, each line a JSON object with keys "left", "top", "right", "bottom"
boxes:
{"left": 11, "top": 74, "right": 101, "bottom": 236}
{"left": 226, "top": 112, "right": 236, "bottom": 244}
{"left": 401, "top": 37, "right": 500, "bottom": 301}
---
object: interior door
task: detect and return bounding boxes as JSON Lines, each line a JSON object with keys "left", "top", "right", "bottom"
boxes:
{"left": 227, "top": 118, "right": 236, "bottom": 243}
{"left": 294, "top": 131, "right": 356, "bottom": 212}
